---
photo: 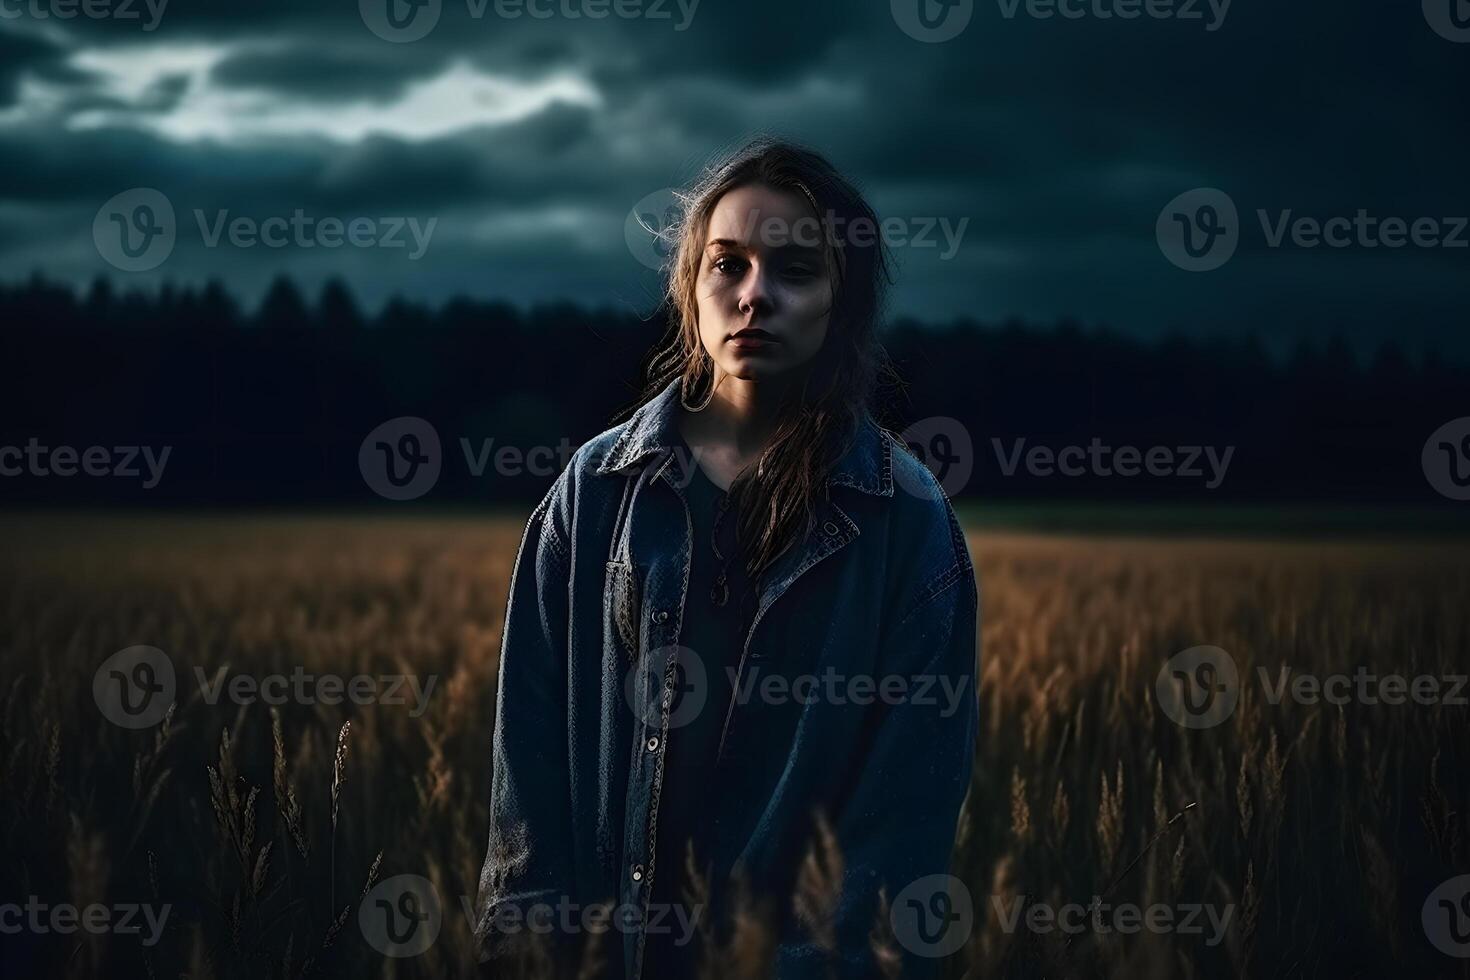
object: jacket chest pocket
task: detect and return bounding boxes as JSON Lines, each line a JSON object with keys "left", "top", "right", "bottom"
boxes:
{"left": 605, "top": 559, "right": 641, "bottom": 662}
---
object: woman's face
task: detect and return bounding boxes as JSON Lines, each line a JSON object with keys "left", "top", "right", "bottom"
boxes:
{"left": 693, "top": 183, "right": 834, "bottom": 383}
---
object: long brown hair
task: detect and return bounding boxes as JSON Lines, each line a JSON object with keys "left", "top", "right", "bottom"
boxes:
{"left": 623, "top": 136, "right": 895, "bottom": 580}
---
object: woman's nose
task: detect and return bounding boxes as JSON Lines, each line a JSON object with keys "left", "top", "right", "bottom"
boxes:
{"left": 737, "top": 265, "right": 774, "bottom": 316}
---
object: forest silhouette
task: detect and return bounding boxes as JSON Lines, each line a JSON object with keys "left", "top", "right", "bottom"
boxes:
{"left": 2, "top": 274, "right": 1465, "bottom": 507}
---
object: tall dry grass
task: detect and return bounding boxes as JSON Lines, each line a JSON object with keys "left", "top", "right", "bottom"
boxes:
{"left": 0, "top": 516, "right": 1467, "bottom": 978}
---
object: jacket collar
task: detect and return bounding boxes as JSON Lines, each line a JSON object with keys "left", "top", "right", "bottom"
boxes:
{"left": 594, "top": 378, "right": 893, "bottom": 497}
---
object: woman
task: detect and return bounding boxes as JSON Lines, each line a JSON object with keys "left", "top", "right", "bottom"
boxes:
{"left": 475, "top": 137, "right": 978, "bottom": 979}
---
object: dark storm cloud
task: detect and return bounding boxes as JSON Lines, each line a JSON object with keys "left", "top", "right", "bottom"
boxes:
{"left": 0, "top": 1, "right": 1467, "bottom": 352}
{"left": 0, "top": 24, "right": 65, "bottom": 104}
{"left": 209, "top": 44, "right": 436, "bottom": 102}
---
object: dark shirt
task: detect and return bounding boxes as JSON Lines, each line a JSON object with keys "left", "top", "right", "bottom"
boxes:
{"left": 642, "top": 440, "right": 756, "bottom": 976}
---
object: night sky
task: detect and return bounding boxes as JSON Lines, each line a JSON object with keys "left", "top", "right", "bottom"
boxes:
{"left": 1, "top": 0, "right": 1466, "bottom": 352}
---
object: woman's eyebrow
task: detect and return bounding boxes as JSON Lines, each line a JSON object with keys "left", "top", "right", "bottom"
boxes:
{"left": 706, "top": 238, "right": 825, "bottom": 256}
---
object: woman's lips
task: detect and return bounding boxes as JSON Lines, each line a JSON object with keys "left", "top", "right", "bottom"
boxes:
{"left": 728, "top": 330, "right": 776, "bottom": 350}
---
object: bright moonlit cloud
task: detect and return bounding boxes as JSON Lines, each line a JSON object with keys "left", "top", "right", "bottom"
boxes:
{"left": 46, "top": 43, "right": 601, "bottom": 143}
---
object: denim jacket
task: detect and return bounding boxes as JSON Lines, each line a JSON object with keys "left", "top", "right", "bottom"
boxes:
{"left": 475, "top": 378, "right": 979, "bottom": 979}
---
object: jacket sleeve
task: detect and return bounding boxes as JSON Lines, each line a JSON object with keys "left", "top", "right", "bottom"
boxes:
{"left": 777, "top": 521, "right": 980, "bottom": 979}
{"left": 474, "top": 478, "right": 582, "bottom": 967}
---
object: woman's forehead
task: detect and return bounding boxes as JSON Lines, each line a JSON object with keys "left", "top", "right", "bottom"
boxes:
{"left": 705, "top": 184, "right": 820, "bottom": 243}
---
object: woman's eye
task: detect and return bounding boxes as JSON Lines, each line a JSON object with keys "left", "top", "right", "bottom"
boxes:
{"left": 711, "top": 257, "right": 746, "bottom": 276}
{"left": 783, "top": 264, "right": 818, "bottom": 280}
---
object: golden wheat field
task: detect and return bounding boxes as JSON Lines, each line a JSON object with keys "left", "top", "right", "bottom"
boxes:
{"left": 1, "top": 514, "right": 1468, "bottom": 980}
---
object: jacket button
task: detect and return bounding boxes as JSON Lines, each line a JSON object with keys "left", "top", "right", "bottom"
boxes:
{"left": 646, "top": 736, "right": 660, "bottom": 751}
{"left": 823, "top": 521, "right": 840, "bottom": 535}
{"left": 631, "top": 864, "right": 645, "bottom": 882}
{"left": 653, "top": 609, "right": 670, "bottom": 624}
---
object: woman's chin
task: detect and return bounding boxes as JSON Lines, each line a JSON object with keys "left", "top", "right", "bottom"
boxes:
{"left": 719, "top": 356, "right": 803, "bottom": 383}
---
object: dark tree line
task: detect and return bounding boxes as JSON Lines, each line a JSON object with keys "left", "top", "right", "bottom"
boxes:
{"left": 1, "top": 274, "right": 1465, "bottom": 508}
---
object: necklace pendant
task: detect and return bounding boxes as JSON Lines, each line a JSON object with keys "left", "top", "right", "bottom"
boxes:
{"left": 710, "top": 576, "right": 728, "bottom": 607}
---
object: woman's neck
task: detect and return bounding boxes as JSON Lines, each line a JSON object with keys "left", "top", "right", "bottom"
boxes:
{"left": 700, "top": 376, "right": 789, "bottom": 454}
{"left": 677, "top": 373, "right": 792, "bottom": 487}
